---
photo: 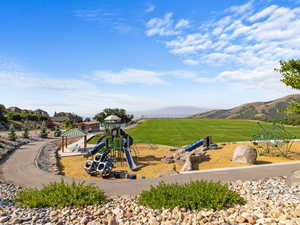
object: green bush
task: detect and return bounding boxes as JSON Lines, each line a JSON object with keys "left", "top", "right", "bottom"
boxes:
{"left": 0, "top": 142, "right": 4, "bottom": 148}
{"left": 22, "top": 127, "right": 29, "bottom": 138}
{"left": 39, "top": 127, "right": 48, "bottom": 138}
{"left": 138, "top": 181, "right": 245, "bottom": 211}
{"left": 8, "top": 124, "right": 17, "bottom": 141}
{"left": 14, "top": 180, "right": 107, "bottom": 208}
{"left": 252, "top": 122, "right": 295, "bottom": 158}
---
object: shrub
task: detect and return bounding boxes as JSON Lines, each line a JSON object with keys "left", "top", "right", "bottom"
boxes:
{"left": 8, "top": 124, "right": 17, "bottom": 141}
{"left": 14, "top": 180, "right": 107, "bottom": 208}
{"left": 0, "top": 142, "right": 4, "bottom": 148}
{"left": 54, "top": 127, "right": 62, "bottom": 137}
{"left": 252, "top": 122, "right": 295, "bottom": 158}
{"left": 22, "top": 127, "right": 29, "bottom": 138}
{"left": 137, "top": 181, "right": 245, "bottom": 211}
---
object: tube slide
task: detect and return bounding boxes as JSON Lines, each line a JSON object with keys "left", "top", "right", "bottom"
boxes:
{"left": 86, "top": 141, "right": 105, "bottom": 156}
{"left": 124, "top": 147, "right": 137, "bottom": 170}
{"left": 183, "top": 138, "right": 204, "bottom": 152}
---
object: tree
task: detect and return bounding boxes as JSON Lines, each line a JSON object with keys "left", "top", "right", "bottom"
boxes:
{"left": 275, "top": 59, "right": 300, "bottom": 115}
{"left": 275, "top": 59, "right": 300, "bottom": 89}
{"left": 84, "top": 117, "right": 91, "bottom": 122}
{"left": 54, "top": 112, "right": 83, "bottom": 123}
{"left": 39, "top": 121, "right": 48, "bottom": 138}
{"left": 0, "top": 104, "right": 7, "bottom": 123}
{"left": 8, "top": 124, "right": 17, "bottom": 141}
{"left": 93, "top": 108, "right": 133, "bottom": 123}
{"left": 63, "top": 120, "right": 74, "bottom": 129}
{"left": 54, "top": 127, "right": 61, "bottom": 137}
{"left": 22, "top": 127, "right": 29, "bottom": 139}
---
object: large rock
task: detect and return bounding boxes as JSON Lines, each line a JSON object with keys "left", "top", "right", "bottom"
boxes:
{"left": 181, "top": 154, "right": 193, "bottom": 172}
{"left": 180, "top": 150, "right": 210, "bottom": 172}
{"left": 289, "top": 170, "right": 300, "bottom": 187}
{"left": 232, "top": 145, "right": 257, "bottom": 164}
{"left": 162, "top": 148, "right": 210, "bottom": 166}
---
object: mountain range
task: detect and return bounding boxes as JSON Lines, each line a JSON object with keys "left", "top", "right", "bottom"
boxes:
{"left": 132, "top": 106, "right": 210, "bottom": 119}
{"left": 192, "top": 94, "right": 300, "bottom": 120}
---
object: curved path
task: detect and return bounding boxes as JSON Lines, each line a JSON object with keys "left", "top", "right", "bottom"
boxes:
{"left": 1, "top": 139, "right": 300, "bottom": 196}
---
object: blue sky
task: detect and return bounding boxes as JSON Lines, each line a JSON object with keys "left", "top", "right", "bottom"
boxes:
{"left": 1, "top": 0, "right": 300, "bottom": 116}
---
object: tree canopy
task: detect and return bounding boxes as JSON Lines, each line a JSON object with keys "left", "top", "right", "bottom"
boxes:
{"left": 0, "top": 104, "right": 7, "bottom": 123}
{"left": 93, "top": 108, "right": 133, "bottom": 123}
{"left": 275, "top": 59, "right": 300, "bottom": 89}
{"left": 54, "top": 112, "right": 83, "bottom": 123}
{"left": 275, "top": 59, "right": 300, "bottom": 115}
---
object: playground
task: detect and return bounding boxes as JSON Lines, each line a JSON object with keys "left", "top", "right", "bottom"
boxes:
{"left": 59, "top": 141, "right": 300, "bottom": 180}
{"left": 57, "top": 118, "right": 300, "bottom": 180}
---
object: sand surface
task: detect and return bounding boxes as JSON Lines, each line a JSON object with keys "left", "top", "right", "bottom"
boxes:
{"left": 59, "top": 142, "right": 300, "bottom": 180}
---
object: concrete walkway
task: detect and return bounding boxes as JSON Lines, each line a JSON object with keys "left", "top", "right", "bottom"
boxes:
{"left": 1, "top": 139, "right": 300, "bottom": 196}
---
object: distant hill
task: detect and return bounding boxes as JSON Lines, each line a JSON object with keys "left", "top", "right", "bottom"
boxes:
{"left": 192, "top": 94, "right": 300, "bottom": 120}
{"left": 133, "top": 106, "right": 210, "bottom": 119}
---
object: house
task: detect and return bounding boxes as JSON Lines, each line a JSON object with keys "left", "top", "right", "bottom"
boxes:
{"left": 46, "top": 118, "right": 58, "bottom": 129}
{"left": 7, "top": 107, "right": 22, "bottom": 113}
{"left": 78, "top": 121, "right": 100, "bottom": 132}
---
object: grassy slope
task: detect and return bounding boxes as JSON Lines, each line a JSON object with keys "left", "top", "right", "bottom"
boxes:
{"left": 126, "top": 119, "right": 300, "bottom": 146}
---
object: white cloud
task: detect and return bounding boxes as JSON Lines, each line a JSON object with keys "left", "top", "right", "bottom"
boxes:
{"left": 227, "top": 0, "right": 254, "bottom": 15}
{"left": 175, "top": 19, "right": 189, "bottom": 29}
{"left": 74, "top": 9, "right": 132, "bottom": 33}
{"left": 93, "top": 69, "right": 166, "bottom": 85}
{"left": 145, "top": 2, "right": 300, "bottom": 93}
{"left": 0, "top": 70, "right": 166, "bottom": 115}
{"left": 248, "top": 5, "right": 278, "bottom": 22}
{"left": 92, "top": 68, "right": 206, "bottom": 85}
{"left": 146, "top": 4, "right": 155, "bottom": 13}
{"left": 183, "top": 59, "right": 199, "bottom": 65}
{"left": 145, "top": 13, "right": 189, "bottom": 36}
{"left": 0, "top": 72, "right": 91, "bottom": 90}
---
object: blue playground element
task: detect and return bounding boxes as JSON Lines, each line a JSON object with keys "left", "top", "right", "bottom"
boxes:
{"left": 124, "top": 146, "right": 137, "bottom": 170}
{"left": 88, "top": 141, "right": 105, "bottom": 155}
{"left": 183, "top": 138, "right": 205, "bottom": 152}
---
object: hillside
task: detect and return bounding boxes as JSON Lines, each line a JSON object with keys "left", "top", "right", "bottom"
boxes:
{"left": 192, "top": 94, "right": 300, "bottom": 120}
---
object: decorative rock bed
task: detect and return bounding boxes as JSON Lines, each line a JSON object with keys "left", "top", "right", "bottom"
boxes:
{"left": 1, "top": 176, "right": 299, "bottom": 225}
{"left": 36, "top": 140, "right": 61, "bottom": 175}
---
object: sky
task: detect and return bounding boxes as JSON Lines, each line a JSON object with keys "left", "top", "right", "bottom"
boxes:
{"left": 1, "top": 0, "right": 300, "bottom": 117}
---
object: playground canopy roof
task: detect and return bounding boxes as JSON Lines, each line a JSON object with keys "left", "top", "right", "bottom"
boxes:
{"left": 61, "top": 128, "right": 87, "bottom": 137}
{"left": 104, "top": 115, "right": 121, "bottom": 122}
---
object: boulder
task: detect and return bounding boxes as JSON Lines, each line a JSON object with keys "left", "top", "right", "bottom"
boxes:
{"left": 180, "top": 150, "right": 210, "bottom": 172}
{"left": 162, "top": 148, "right": 210, "bottom": 166}
{"left": 232, "top": 145, "right": 257, "bottom": 164}
{"left": 289, "top": 170, "right": 300, "bottom": 187}
{"left": 180, "top": 154, "right": 193, "bottom": 172}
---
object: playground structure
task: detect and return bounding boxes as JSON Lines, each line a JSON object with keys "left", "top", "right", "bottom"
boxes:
{"left": 182, "top": 136, "right": 213, "bottom": 152}
{"left": 84, "top": 115, "right": 138, "bottom": 178}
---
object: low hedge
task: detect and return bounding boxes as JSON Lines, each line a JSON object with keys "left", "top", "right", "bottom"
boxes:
{"left": 14, "top": 180, "right": 107, "bottom": 208}
{"left": 138, "top": 180, "right": 245, "bottom": 211}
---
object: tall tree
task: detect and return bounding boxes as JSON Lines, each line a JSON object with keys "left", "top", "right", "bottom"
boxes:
{"left": 275, "top": 59, "right": 300, "bottom": 115}
{"left": 0, "top": 104, "right": 7, "bottom": 123}
{"left": 93, "top": 108, "right": 133, "bottom": 123}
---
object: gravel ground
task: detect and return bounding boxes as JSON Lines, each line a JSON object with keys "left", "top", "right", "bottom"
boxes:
{"left": 0, "top": 176, "right": 299, "bottom": 225}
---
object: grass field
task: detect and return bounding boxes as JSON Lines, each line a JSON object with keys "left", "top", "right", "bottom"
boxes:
{"left": 89, "top": 118, "right": 300, "bottom": 147}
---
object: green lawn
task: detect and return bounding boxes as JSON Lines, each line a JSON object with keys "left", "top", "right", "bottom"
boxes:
{"left": 89, "top": 119, "right": 300, "bottom": 147}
